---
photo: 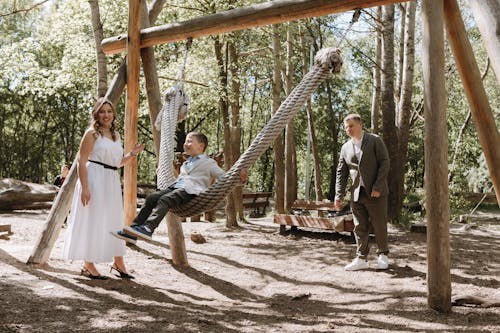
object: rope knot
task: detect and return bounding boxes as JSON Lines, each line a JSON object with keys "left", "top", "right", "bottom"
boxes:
{"left": 315, "top": 48, "right": 343, "bottom": 74}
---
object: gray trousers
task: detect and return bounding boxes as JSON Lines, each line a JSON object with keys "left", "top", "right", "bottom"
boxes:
{"left": 132, "top": 187, "right": 196, "bottom": 232}
{"left": 351, "top": 187, "right": 389, "bottom": 259}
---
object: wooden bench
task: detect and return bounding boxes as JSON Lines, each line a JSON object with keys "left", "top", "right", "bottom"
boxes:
{"left": 274, "top": 200, "right": 354, "bottom": 234}
{"left": 0, "top": 224, "right": 13, "bottom": 238}
{"left": 243, "top": 192, "right": 272, "bottom": 218}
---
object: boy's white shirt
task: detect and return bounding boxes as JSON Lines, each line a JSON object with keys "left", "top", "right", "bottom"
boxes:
{"left": 172, "top": 154, "right": 225, "bottom": 195}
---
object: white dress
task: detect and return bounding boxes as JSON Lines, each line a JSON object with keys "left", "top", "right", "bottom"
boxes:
{"left": 63, "top": 135, "right": 126, "bottom": 263}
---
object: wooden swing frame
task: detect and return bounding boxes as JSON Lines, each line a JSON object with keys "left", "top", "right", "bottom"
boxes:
{"left": 28, "top": 0, "right": 500, "bottom": 313}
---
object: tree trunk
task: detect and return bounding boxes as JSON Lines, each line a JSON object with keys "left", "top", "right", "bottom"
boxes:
{"left": 284, "top": 25, "right": 297, "bottom": 212}
{"left": 381, "top": 4, "right": 399, "bottom": 222}
{"left": 422, "top": 0, "right": 451, "bottom": 313}
{"left": 272, "top": 25, "right": 285, "bottom": 214}
{"left": 140, "top": 0, "right": 162, "bottom": 157}
{"left": 327, "top": 79, "right": 341, "bottom": 201}
{"left": 300, "top": 37, "right": 323, "bottom": 201}
{"left": 228, "top": 39, "right": 244, "bottom": 221}
{"left": 214, "top": 37, "right": 237, "bottom": 227}
{"left": 395, "top": 3, "right": 406, "bottom": 103}
{"left": 395, "top": 1, "right": 416, "bottom": 216}
{"left": 371, "top": 6, "right": 382, "bottom": 134}
{"left": 88, "top": 0, "right": 107, "bottom": 97}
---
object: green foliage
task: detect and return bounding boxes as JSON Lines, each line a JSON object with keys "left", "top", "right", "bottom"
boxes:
{"left": 0, "top": 0, "right": 498, "bottom": 213}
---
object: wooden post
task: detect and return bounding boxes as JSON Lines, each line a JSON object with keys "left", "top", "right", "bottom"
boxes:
{"left": 167, "top": 212, "right": 189, "bottom": 267}
{"left": 140, "top": 0, "right": 162, "bottom": 157}
{"left": 468, "top": 0, "right": 500, "bottom": 84}
{"left": 123, "top": 0, "right": 142, "bottom": 225}
{"left": 27, "top": 159, "right": 78, "bottom": 264}
{"left": 422, "top": 0, "right": 451, "bottom": 312}
{"left": 102, "top": 0, "right": 409, "bottom": 54}
{"left": 444, "top": 0, "right": 500, "bottom": 207}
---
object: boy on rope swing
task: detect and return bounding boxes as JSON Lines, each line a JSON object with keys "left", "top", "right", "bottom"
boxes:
{"left": 113, "top": 132, "right": 247, "bottom": 243}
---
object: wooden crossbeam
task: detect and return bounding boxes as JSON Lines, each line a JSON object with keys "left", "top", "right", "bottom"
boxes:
{"left": 102, "top": 0, "right": 408, "bottom": 54}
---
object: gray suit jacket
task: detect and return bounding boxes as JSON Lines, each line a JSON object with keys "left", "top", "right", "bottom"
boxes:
{"left": 335, "top": 132, "right": 389, "bottom": 202}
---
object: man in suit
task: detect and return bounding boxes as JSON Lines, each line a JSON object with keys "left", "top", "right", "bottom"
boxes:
{"left": 335, "top": 114, "right": 390, "bottom": 271}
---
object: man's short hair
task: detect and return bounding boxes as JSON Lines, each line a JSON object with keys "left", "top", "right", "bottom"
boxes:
{"left": 343, "top": 113, "right": 362, "bottom": 123}
{"left": 188, "top": 132, "right": 208, "bottom": 152}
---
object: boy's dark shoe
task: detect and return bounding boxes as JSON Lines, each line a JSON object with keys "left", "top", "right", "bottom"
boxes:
{"left": 111, "top": 230, "right": 137, "bottom": 245}
{"left": 124, "top": 225, "right": 153, "bottom": 241}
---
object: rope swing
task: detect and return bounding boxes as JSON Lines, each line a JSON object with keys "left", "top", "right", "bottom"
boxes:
{"left": 169, "top": 47, "right": 343, "bottom": 217}
{"left": 155, "top": 38, "right": 192, "bottom": 190}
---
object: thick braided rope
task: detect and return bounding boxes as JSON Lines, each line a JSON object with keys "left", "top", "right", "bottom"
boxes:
{"left": 171, "top": 48, "right": 343, "bottom": 217}
{"left": 156, "top": 85, "right": 184, "bottom": 190}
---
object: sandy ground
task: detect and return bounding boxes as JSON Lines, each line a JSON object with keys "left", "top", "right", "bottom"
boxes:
{"left": 0, "top": 208, "right": 499, "bottom": 333}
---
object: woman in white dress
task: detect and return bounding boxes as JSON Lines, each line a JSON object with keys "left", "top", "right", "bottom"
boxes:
{"left": 63, "top": 97, "right": 144, "bottom": 279}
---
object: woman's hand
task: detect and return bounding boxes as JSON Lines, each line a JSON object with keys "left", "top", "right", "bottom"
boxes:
{"left": 81, "top": 187, "right": 91, "bottom": 206}
{"left": 130, "top": 143, "right": 145, "bottom": 157}
{"left": 240, "top": 169, "right": 248, "bottom": 183}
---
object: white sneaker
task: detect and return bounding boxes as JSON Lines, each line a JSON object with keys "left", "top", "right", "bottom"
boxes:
{"left": 344, "top": 257, "right": 369, "bottom": 271}
{"left": 377, "top": 254, "right": 389, "bottom": 270}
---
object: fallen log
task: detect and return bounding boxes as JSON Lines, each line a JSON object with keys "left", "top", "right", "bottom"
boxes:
{"left": 464, "top": 192, "right": 498, "bottom": 205}
{"left": 0, "top": 178, "right": 57, "bottom": 211}
{"left": 452, "top": 295, "right": 500, "bottom": 308}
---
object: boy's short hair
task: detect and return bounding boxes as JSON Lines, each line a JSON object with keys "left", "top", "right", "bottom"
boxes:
{"left": 188, "top": 132, "right": 208, "bottom": 152}
{"left": 343, "top": 113, "right": 362, "bottom": 123}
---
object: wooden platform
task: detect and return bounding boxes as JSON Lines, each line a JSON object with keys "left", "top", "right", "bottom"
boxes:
{"left": 274, "top": 200, "right": 354, "bottom": 234}
{"left": 0, "top": 224, "right": 12, "bottom": 238}
{"left": 274, "top": 214, "right": 354, "bottom": 232}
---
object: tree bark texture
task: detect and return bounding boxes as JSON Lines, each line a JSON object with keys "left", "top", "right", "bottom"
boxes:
{"left": 394, "top": 1, "right": 416, "bottom": 219}
{"left": 284, "top": 25, "right": 297, "bottom": 212}
{"left": 272, "top": 25, "right": 285, "bottom": 214}
{"left": 381, "top": 4, "right": 400, "bottom": 222}
{"left": 228, "top": 39, "right": 244, "bottom": 221}
{"left": 371, "top": 6, "right": 382, "bottom": 134}
{"left": 214, "top": 37, "right": 237, "bottom": 227}
{"left": 140, "top": 0, "right": 162, "bottom": 157}
{"left": 422, "top": 0, "right": 451, "bottom": 313}
{"left": 301, "top": 39, "right": 323, "bottom": 201}
{"left": 88, "top": 0, "right": 107, "bottom": 97}
{"left": 326, "top": 79, "right": 340, "bottom": 201}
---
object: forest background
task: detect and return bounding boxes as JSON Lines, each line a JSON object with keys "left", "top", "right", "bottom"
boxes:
{"left": 0, "top": 0, "right": 498, "bottom": 224}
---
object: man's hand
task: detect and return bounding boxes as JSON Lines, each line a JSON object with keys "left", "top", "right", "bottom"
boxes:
{"left": 334, "top": 199, "right": 343, "bottom": 211}
{"left": 371, "top": 190, "right": 381, "bottom": 198}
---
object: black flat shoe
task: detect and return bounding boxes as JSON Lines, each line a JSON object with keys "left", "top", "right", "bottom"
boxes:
{"left": 110, "top": 266, "right": 135, "bottom": 279}
{"left": 81, "top": 267, "right": 108, "bottom": 280}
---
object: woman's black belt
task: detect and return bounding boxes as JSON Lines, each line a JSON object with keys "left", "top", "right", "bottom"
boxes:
{"left": 88, "top": 160, "right": 118, "bottom": 170}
